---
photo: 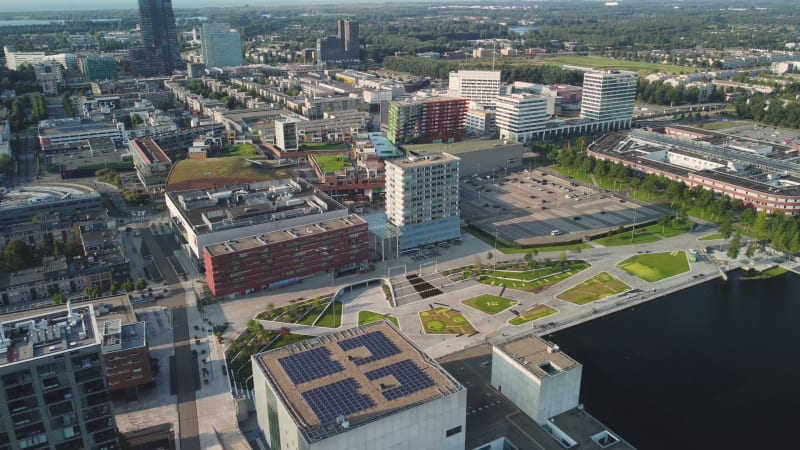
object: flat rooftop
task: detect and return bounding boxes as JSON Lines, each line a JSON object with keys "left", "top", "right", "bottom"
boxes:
{"left": 404, "top": 139, "right": 522, "bottom": 156}
{"left": 496, "top": 335, "right": 580, "bottom": 379}
{"left": 254, "top": 321, "right": 464, "bottom": 443}
{"left": 387, "top": 153, "right": 460, "bottom": 169}
{"left": 0, "top": 304, "right": 99, "bottom": 366}
{"left": 204, "top": 215, "right": 366, "bottom": 256}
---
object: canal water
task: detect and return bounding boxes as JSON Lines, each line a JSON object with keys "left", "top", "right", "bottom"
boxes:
{"left": 549, "top": 270, "right": 800, "bottom": 450}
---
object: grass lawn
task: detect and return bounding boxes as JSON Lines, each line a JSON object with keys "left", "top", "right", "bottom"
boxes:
{"left": 269, "top": 333, "right": 313, "bottom": 350}
{"left": 219, "top": 143, "right": 259, "bottom": 157}
{"left": 314, "top": 154, "right": 349, "bottom": 173}
{"left": 358, "top": 310, "right": 399, "bottom": 327}
{"left": 509, "top": 305, "right": 557, "bottom": 325}
{"left": 419, "top": 307, "right": 476, "bottom": 334}
{"left": 695, "top": 120, "right": 751, "bottom": 130}
{"left": 643, "top": 220, "right": 694, "bottom": 238}
{"left": 300, "top": 143, "right": 346, "bottom": 151}
{"left": 315, "top": 301, "right": 343, "bottom": 328}
{"left": 168, "top": 158, "right": 287, "bottom": 186}
{"left": 462, "top": 295, "right": 517, "bottom": 315}
{"left": 479, "top": 262, "right": 589, "bottom": 291}
{"left": 618, "top": 251, "right": 690, "bottom": 282}
{"left": 740, "top": 266, "right": 788, "bottom": 280}
{"left": 699, "top": 233, "right": 724, "bottom": 241}
{"left": 531, "top": 55, "right": 688, "bottom": 75}
{"left": 549, "top": 165, "right": 617, "bottom": 190}
{"left": 557, "top": 272, "right": 631, "bottom": 304}
{"left": 594, "top": 228, "right": 662, "bottom": 246}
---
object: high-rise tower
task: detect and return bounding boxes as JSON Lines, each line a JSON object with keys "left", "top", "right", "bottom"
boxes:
{"left": 132, "top": 0, "right": 182, "bottom": 76}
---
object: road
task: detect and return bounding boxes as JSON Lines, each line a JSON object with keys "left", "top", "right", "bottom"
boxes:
{"left": 12, "top": 134, "right": 37, "bottom": 184}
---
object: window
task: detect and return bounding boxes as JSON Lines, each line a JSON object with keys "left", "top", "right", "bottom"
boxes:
{"left": 446, "top": 426, "right": 462, "bottom": 437}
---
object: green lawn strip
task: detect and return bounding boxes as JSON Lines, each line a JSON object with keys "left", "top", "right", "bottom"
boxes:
{"left": 508, "top": 305, "right": 557, "bottom": 325}
{"left": 300, "top": 143, "right": 346, "bottom": 151}
{"left": 314, "top": 153, "right": 349, "bottom": 173}
{"left": 696, "top": 120, "right": 750, "bottom": 130}
{"left": 617, "top": 251, "right": 690, "bottom": 282}
{"left": 462, "top": 295, "right": 517, "bottom": 315}
{"left": 699, "top": 233, "right": 724, "bottom": 241}
{"left": 740, "top": 266, "right": 788, "bottom": 280}
{"left": 594, "top": 229, "right": 662, "bottom": 247}
{"left": 315, "top": 301, "right": 343, "bottom": 328}
{"left": 642, "top": 220, "right": 694, "bottom": 238}
{"left": 492, "top": 262, "right": 588, "bottom": 281}
{"left": 479, "top": 263, "right": 589, "bottom": 291}
{"left": 357, "top": 310, "right": 399, "bottom": 327}
{"left": 269, "top": 333, "right": 313, "bottom": 350}
{"left": 557, "top": 272, "right": 631, "bottom": 304}
{"left": 419, "top": 307, "right": 476, "bottom": 334}
{"left": 463, "top": 226, "right": 590, "bottom": 254}
{"left": 296, "top": 304, "right": 327, "bottom": 325}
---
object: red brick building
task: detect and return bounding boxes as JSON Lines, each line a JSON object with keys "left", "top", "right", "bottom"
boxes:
{"left": 203, "top": 216, "right": 370, "bottom": 298}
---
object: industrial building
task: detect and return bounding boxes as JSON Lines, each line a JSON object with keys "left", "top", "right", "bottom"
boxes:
{"left": 385, "top": 153, "right": 461, "bottom": 250}
{"left": 589, "top": 127, "right": 800, "bottom": 214}
{"left": 403, "top": 139, "right": 524, "bottom": 177}
{"left": 252, "top": 321, "right": 467, "bottom": 450}
{"left": 0, "top": 303, "right": 119, "bottom": 450}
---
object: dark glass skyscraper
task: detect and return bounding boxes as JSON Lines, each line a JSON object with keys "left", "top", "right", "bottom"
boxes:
{"left": 131, "top": 0, "right": 181, "bottom": 76}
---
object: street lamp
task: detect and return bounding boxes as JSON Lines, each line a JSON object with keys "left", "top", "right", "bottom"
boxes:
{"left": 493, "top": 228, "right": 498, "bottom": 276}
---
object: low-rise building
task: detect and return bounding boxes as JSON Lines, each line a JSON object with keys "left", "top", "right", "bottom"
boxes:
{"left": 128, "top": 138, "right": 173, "bottom": 191}
{"left": 252, "top": 321, "right": 467, "bottom": 450}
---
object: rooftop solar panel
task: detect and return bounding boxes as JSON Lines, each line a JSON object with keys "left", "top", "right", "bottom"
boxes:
{"left": 301, "top": 378, "right": 376, "bottom": 424}
{"left": 338, "top": 330, "right": 401, "bottom": 366}
{"left": 278, "top": 347, "right": 344, "bottom": 385}
{"left": 365, "top": 359, "right": 435, "bottom": 401}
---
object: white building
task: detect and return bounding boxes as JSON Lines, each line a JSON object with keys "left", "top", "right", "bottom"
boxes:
{"left": 580, "top": 70, "right": 637, "bottom": 128}
{"left": 495, "top": 93, "right": 548, "bottom": 143}
{"left": 465, "top": 105, "right": 496, "bottom": 137}
{"left": 252, "top": 322, "right": 467, "bottom": 450}
{"left": 33, "top": 61, "right": 64, "bottom": 95}
{"left": 448, "top": 70, "right": 502, "bottom": 107}
{"left": 37, "top": 118, "right": 128, "bottom": 151}
{"left": 3, "top": 46, "right": 75, "bottom": 70}
{"left": 385, "top": 153, "right": 460, "bottom": 250}
{"left": 200, "top": 22, "right": 244, "bottom": 68}
{"left": 491, "top": 335, "right": 582, "bottom": 424}
{"left": 0, "top": 120, "right": 10, "bottom": 157}
{"left": 275, "top": 118, "right": 299, "bottom": 151}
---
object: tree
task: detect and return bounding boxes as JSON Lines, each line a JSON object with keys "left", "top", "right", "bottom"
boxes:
{"left": 122, "top": 279, "right": 134, "bottom": 292}
{"left": 719, "top": 215, "right": 734, "bottom": 240}
{"left": 83, "top": 287, "right": 99, "bottom": 298}
{"left": 53, "top": 293, "right": 66, "bottom": 304}
{"left": 745, "top": 244, "right": 756, "bottom": 258}
{"left": 136, "top": 277, "right": 147, "bottom": 291}
{"left": 727, "top": 233, "right": 741, "bottom": 259}
{"left": 3, "top": 239, "right": 34, "bottom": 271}
{"left": 130, "top": 113, "right": 143, "bottom": 126}
{"left": 266, "top": 303, "right": 275, "bottom": 317}
{"left": 0, "top": 154, "right": 12, "bottom": 172}
{"left": 111, "top": 281, "right": 120, "bottom": 293}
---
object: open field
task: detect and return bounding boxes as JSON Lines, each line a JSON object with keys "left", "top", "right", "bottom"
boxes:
{"left": 462, "top": 295, "right": 517, "bottom": 315}
{"left": 557, "top": 272, "right": 630, "bottom": 304}
{"left": 531, "top": 55, "right": 689, "bottom": 74}
{"left": 695, "top": 120, "right": 752, "bottom": 130}
{"left": 357, "top": 310, "right": 399, "bottom": 327}
{"left": 618, "top": 251, "right": 690, "bottom": 282}
{"left": 314, "top": 154, "right": 349, "bottom": 173}
{"left": 509, "top": 305, "right": 557, "bottom": 325}
{"left": 420, "top": 307, "right": 476, "bottom": 334}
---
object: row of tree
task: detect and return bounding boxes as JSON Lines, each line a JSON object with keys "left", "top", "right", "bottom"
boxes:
{"left": 637, "top": 79, "right": 725, "bottom": 106}
{"left": 551, "top": 144, "right": 800, "bottom": 255}
{"left": 733, "top": 95, "right": 800, "bottom": 130}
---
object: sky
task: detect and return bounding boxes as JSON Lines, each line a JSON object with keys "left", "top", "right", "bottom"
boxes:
{"left": 0, "top": 0, "right": 389, "bottom": 13}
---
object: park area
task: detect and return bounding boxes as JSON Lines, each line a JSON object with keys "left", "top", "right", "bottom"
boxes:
{"left": 462, "top": 295, "right": 517, "bottom": 315}
{"left": 255, "top": 296, "right": 342, "bottom": 328}
{"left": 593, "top": 221, "right": 694, "bottom": 247}
{"left": 618, "top": 251, "right": 690, "bottom": 282}
{"left": 557, "top": 272, "right": 631, "bottom": 304}
{"left": 509, "top": 305, "right": 557, "bottom": 325}
{"left": 217, "top": 143, "right": 259, "bottom": 157}
{"left": 419, "top": 307, "right": 476, "bottom": 335}
{"left": 477, "top": 261, "right": 589, "bottom": 291}
{"left": 313, "top": 153, "right": 350, "bottom": 173}
{"left": 358, "top": 310, "right": 399, "bottom": 327}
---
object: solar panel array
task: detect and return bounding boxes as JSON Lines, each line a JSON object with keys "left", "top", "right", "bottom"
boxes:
{"left": 366, "top": 359, "right": 435, "bottom": 401}
{"left": 278, "top": 347, "right": 344, "bottom": 384}
{"left": 301, "top": 378, "right": 376, "bottom": 424}
{"left": 337, "top": 331, "right": 401, "bottom": 366}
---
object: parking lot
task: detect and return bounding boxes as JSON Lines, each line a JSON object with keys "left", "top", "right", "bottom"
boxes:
{"left": 461, "top": 169, "right": 667, "bottom": 245}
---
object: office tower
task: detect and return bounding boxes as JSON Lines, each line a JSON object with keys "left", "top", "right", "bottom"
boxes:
{"left": 386, "top": 97, "right": 468, "bottom": 145}
{"left": 448, "top": 70, "right": 503, "bottom": 107}
{"left": 200, "top": 23, "right": 243, "bottom": 68}
{"left": 495, "top": 93, "right": 548, "bottom": 143}
{"left": 0, "top": 304, "right": 119, "bottom": 449}
{"left": 316, "top": 19, "right": 360, "bottom": 63}
{"left": 385, "top": 153, "right": 461, "bottom": 249}
{"left": 132, "top": 0, "right": 181, "bottom": 76}
{"left": 580, "top": 70, "right": 637, "bottom": 126}
{"left": 275, "top": 119, "right": 299, "bottom": 151}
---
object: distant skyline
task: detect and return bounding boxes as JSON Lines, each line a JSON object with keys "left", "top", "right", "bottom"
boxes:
{"left": 0, "top": 0, "right": 401, "bottom": 13}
